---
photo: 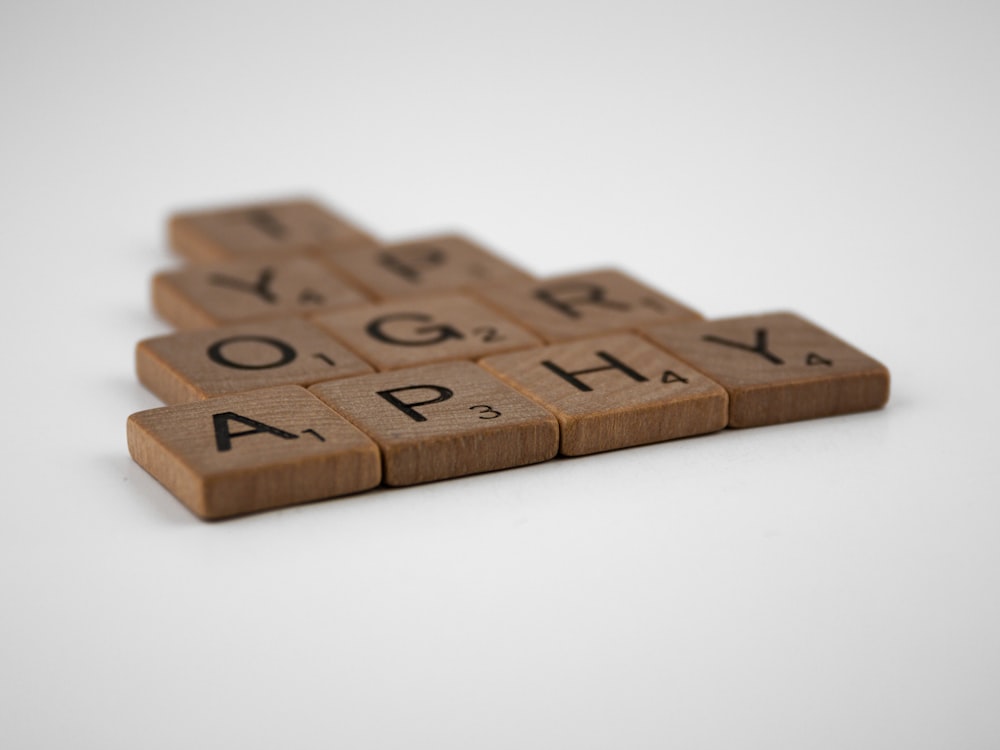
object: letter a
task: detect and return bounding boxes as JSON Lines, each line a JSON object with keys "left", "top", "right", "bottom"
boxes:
{"left": 212, "top": 412, "right": 300, "bottom": 452}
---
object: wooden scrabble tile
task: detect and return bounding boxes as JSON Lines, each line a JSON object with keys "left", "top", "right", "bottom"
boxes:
{"left": 479, "top": 333, "right": 728, "bottom": 456}
{"left": 472, "top": 268, "right": 702, "bottom": 343}
{"left": 643, "top": 312, "right": 891, "bottom": 428}
{"left": 127, "top": 385, "right": 381, "bottom": 519}
{"left": 168, "top": 197, "right": 377, "bottom": 262}
{"left": 309, "top": 362, "right": 559, "bottom": 486}
{"left": 323, "top": 234, "right": 533, "bottom": 300}
{"left": 310, "top": 293, "right": 542, "bottom": 371}
{"left": 153, "top": 257, "right": 372, "bottom": 329}
{"left": 137, "top": 317, "right": 375, "bottom": 405}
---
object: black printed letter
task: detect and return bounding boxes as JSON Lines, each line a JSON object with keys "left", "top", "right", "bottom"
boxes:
{"left": 534, "top": 282, "right": 630, "bottom": 319}
{"left": 376, "top": 385, "right": 455, "bottom": 422}
{"left": 702, "top": 328, "right": 784, "bottom": 365}
{"left": 206, "top": 336, "right": 297, "bottom": 370}
{"left": 212, "top": 412, "right": 299, "bottom": 452}
{"left": 377, "top": 245, "right": 447, "bottom": 283}
{"left": 208, "top": 267, "right": 278, "bottom": 304}
{"left": 245, "top": 209, "right": 287, "bottom": 239}
{"left": 365, "top": 313, "right": 464, "bottom": 346}
{"left": 541, "top": 351, "right": 648, "bottom": 392}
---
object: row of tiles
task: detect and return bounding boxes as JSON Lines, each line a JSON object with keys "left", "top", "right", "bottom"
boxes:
{"left": 168, "top": 197, "right": 547, "bottom": 323}
{"left": 163, "top": 199, "right": 704, "bottom": 339}
{"left": 131, "top": 197, "right": 889, "bottom": 520}
{"left": 129, "top": 320, "right": 890, "bottom": 520}
{"left": 154, "top": 259, "right": 702, "bottom": 341}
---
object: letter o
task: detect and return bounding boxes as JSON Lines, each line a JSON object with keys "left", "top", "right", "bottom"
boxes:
{"left": 206, "top": 335, "right": 298, "bottom": 370}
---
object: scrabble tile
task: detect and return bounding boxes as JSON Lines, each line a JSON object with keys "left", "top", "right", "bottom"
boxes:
{"left": 643, "top": 312, "right": 891, "bottom": 428}
{"left": 311, "top": 293, "right": 542, "bottom": 371}
{"left": 137, "top": 317, "right": 375, "bottom": 404}
{"left": 127, "top": 386, "right": 381, "bottom": 519}
{"left": 309, "top": 362, "right": 559, "bottom": 486}
{"left": 473, "top": 269, "right": 702, "bottom": 343}
{"left": 168, "top": 197, "right": 377, "bottom": 262}
{"left": 153, "top": 257, "right": 372, "bottom": 329}
{"left": 480, "top": 333, "right": 728, "bottom": 456}
{"left": 323, "top": 234, "right": 532, "bottom": 300}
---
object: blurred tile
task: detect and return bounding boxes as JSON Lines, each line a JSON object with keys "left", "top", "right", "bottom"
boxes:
{"left": 169, "top": 197, "right": 377, "bottom": 262}
{"left": 325, "top": 234, "right": 532, "bottom": 299}
{"left": 473, "top": 268, "right": 701, "bottom": 342}
{"left": 153, "top": 257, "right": 371, "bottom": 329}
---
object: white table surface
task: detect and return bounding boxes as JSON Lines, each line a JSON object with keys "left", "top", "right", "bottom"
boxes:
{"left": 3, "top": 2, "right": 998, "bottom": 747}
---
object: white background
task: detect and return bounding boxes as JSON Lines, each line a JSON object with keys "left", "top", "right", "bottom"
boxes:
{"left": 2, "top": 1, "right": 998, "bottom": 747}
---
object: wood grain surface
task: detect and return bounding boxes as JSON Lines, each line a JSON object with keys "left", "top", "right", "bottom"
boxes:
{"left": 472, "top": 268, "right": 703, "bottom": 343}
{"left": 137, "top": 317, "right": 375, "bottom": 404}
{"left": 309, "top": 362, "right": 559, "bottom": 485}
{"left": 126, "top": 385, "right": 382, "bottom": 519}
{"left": 311, "top": 293, "right": 542, "bottom": 371}
{"left": 480, "top": 333, "right": 728, "bottom": 455}
{"left": 323, "top": 234, "right": 533, "bottom": 300}
{"left": 643, "top": 312, "right": 891, "bottom": 427}
{"left": 168, "top": 197, "right": 377, "bottom": 262}
{"left": 152, "top": 257, "right": 372, "bottom": 329}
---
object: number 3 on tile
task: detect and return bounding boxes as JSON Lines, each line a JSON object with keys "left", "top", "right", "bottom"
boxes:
{"left": 469, "top": 404, "right": 501, "bottom": 419}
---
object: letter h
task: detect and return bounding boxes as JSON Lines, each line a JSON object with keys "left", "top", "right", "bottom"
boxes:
{"left": 540, "top": 351, "right": 648, "bottom": 392}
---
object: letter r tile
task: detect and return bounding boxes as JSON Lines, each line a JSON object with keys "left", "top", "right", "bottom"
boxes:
{"left": 643, "top": 312, "right": 891, "bottom": 427}
{"left": 479, "top": 333, "right": 728, "bottom": 455}
{"left": 309, "top": 362, "right": 559, "bottom": 485}
{"left": 127, "top": 386, "right": 382, "bottom": 519}
{"left": 472, "top": 269, "right": 703, "bottom": 343}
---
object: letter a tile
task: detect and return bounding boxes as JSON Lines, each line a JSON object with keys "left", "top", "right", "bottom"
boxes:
{"left": 309, "top": 362, "right": 559, "bottom": 485}
{"left": 480, "top": 333, "right": 728, "bottom": 455}
{"left": 127, "top": 386, "right": 382, "bottom": 519}
{"left": 643, "top": 312, "right": 890, "bottom": 427}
